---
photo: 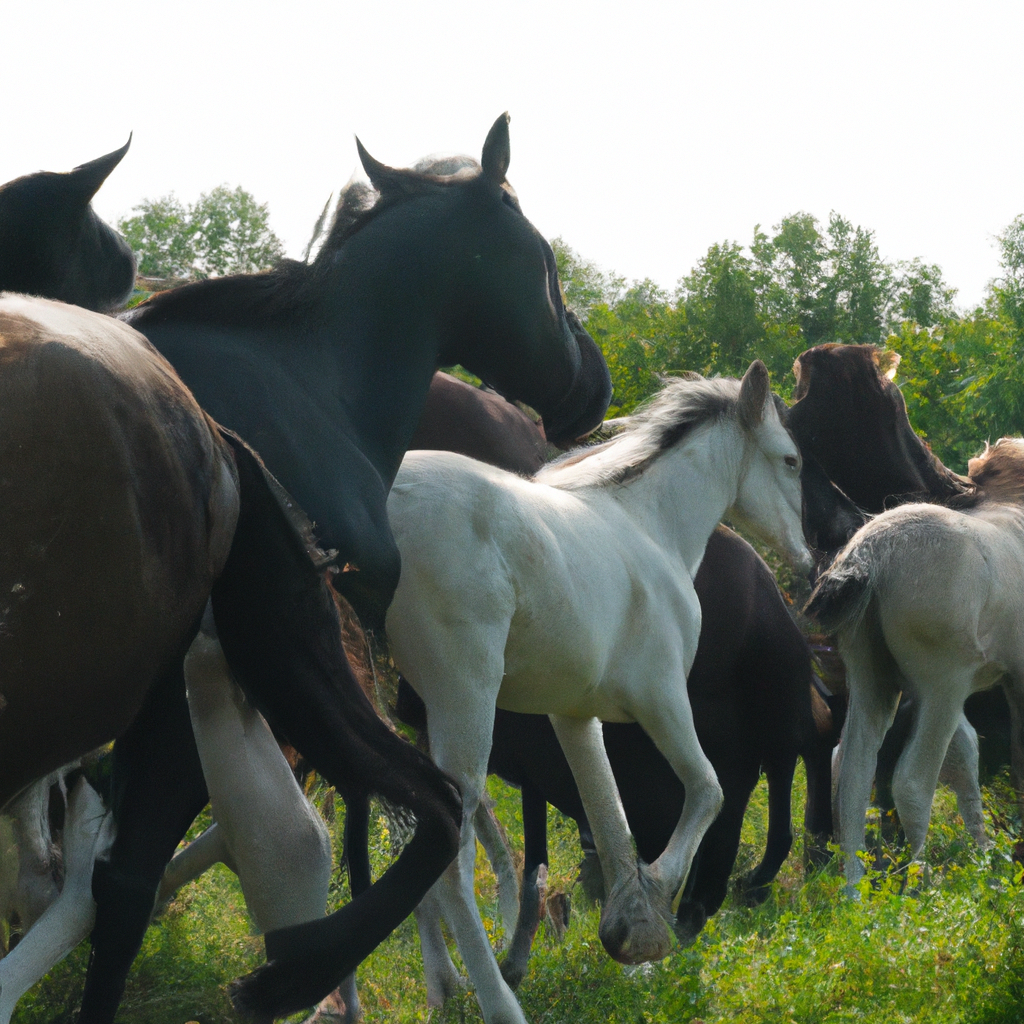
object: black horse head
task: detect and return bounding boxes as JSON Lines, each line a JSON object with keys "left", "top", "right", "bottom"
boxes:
{"left": 0, "top": 139, "right": 136, "bottom": 311}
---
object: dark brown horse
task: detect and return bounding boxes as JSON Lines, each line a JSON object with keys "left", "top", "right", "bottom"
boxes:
{"left": 0, "top": 295, "right": 463, "bottom": 1021}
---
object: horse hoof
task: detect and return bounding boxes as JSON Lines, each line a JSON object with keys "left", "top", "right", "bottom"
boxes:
{"left": 736, "top": 875, "right": 771, "bottom": 907}
{"left": 499, "top": 955, "right": 527, "bottom": 990}
{"left": 673, "top": 901, "right": 707, "bottom": 946}
{"left": 598, "top": 906, "right": 672, "bottom": 964}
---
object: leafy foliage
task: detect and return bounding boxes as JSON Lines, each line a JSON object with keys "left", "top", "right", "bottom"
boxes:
{"left": 118, "top": 185, "right": 284, "bottom": 281}
{"left": 557, "top": 211, "right": 1024, "bottom": 473}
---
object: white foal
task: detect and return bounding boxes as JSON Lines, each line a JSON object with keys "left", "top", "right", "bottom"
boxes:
{"left": 385, "top": 361, "right": 811, "bottom": 1024}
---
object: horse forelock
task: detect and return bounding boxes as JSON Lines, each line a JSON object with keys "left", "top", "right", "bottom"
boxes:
{"left": 317, "top": 153, "right": 485, "bottom": 259}
{"left": 537, "top": 377, "right": 739, "bottom": 490}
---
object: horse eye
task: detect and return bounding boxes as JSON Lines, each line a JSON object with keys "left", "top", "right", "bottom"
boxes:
{"left": 785, "top": 455, "right": 799, "bottom": 469}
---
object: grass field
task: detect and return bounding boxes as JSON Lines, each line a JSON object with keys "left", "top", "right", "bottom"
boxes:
{"left": 11, "top": 759, "right": 1024, "bottom": 1024}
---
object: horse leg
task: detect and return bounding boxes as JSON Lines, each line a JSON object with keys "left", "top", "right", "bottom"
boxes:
{"left": 621, "top": 688, "right": 724, "bottom": 942}
{"left": 741, "top": 753, "right": 796, "bottom": 902}
{"left": 548, "top": 714, "right": 673, "bottom": 965}
{"left": 891, "top": 689, "right": 974, "bottom": 867}
{"left": 413, "top": 886, "right": 464, "bottom": 1007}
{"left": 938, "top": 714, "right": 989, "bottom": 850}
{"left": 474, "top": 797, "right": 520, "bottom": 938}
{"left": 500, "top": 780, "right": 547, "bottom": 989}
{"left": 675, "top": 773, "right": 750, "bottom": 945}
{"left": 184, "top": 625, "right": 333, "bottom": 935}
{"left": 156, "top": 822, "right": 233, "bottom": 909}
{"left": 421, "top": 696, "right": 526, "bottom": 1024}
{"left": 834, "top": 612, "right": 902, "bottom": 893}
{"left": 78, "top": 657, "right": 209, "bottom": 1024}
{"left": 0, "top": 779, "right": 113, "bottom": 1024}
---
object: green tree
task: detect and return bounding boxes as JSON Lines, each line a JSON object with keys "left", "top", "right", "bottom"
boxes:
{"left": 118, "top": 185, "right": 284, "bottom": 280}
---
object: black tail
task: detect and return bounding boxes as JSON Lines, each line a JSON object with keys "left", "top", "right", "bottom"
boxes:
{"left": 804, "top": 556, "right": 873, "bottom": 634}
{"left": 210, "top": 431, "right": 462, "bottom": 1019}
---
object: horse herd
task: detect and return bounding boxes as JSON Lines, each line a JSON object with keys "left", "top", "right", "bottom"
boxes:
{"left": 0, "top": 119, "right": 1019, "bottom": 1024}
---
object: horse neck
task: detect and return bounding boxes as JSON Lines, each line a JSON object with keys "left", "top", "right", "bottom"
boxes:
{"left": 614, "top": 419, "right": 745, "bottom": 576}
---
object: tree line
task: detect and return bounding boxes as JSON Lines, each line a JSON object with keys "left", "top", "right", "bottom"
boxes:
{"left": 118, "top": 188, "right": 1023, "bottom": 472}
{"left": 555, "top": 211, "right": 1024, "bottom": 470}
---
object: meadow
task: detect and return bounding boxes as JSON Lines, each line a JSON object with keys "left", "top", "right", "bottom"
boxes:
{"left": 14, "top": 750, "right": 1023, "bottom": 1024}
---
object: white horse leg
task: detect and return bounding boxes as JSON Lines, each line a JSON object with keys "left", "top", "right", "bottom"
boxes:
{"left": 548, "top": 714, "right": 672, "bottom": 964}
{"left": 6, "top": 774, "right": 62, "bottom": 935}
{"left": 413, "top": 885, "right": 464, "bottom": 1007}
{"left": 0, "top": 778, "right": 113, "bottom": 1024}
{"left": 892, "top": 689, "right": 974, "bottom": 862}
{"left": 835, "top": 618, "right": 902, "bottom": 892}
{"left": 628, "top": 690, "right": 724, "bottom": 921}
{"left": 421, "top": 695, "right": 526, "bottom": 1024}
{"left": 184, "top": 623, "right": 332, "bottom": 934}
{"left": 938, "top": 714, "right": 989, "bottom": 849}
{"left": 474, "top": 797, "right": 520, "bottom": 938}
{"left": 155, "top": 822, "right": 235, "bottom": 910}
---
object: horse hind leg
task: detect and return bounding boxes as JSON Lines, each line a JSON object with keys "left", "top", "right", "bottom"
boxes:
{"left": 938, "top": 713, "right": 989, "bottom": 850}
{"left": 0, "top": 778, "right": 113, "bottom": 1024}
{"left": 548, "top": 714, "right": 674, "bottom": 965}
{"left": 891, "top": 686, "right": 976, "bottom": 867}
{"left": 833, "top": 608, "right": 903, "bottom": 893}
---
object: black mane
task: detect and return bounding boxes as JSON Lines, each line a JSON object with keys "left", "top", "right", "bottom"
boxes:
{"left": 127, "top": 159, "right": 485, "bottom": 332}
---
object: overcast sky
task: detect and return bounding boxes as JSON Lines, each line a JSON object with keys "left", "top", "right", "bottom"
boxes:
{"left": 4, "top": 0, "right": 1022, "bottom": 310}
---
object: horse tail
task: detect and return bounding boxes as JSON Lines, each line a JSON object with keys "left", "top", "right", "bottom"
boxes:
{"left": 209, "top": 430, "right": 462, "bottom": 1019}
{"left": 804, "top": 545, "right": 875, "bottom": 634}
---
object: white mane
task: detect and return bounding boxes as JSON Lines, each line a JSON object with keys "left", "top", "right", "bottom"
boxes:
{"left": 537, "top": 376, "right": 741, "bottom": 491}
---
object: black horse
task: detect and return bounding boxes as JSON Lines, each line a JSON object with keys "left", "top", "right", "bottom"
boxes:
{"left": 0, "top": 139, "right": 136, "bottom": 312}
{"left": 85, "top": 115, "right": 609, "bottom": 1022}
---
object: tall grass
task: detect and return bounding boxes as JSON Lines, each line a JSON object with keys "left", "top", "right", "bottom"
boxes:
{"left": 12, "top": 767, "right": 1023, "bottom": 1024}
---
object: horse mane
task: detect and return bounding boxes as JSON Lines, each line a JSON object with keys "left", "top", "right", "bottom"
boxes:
{"left": 965, "top": 438, "right": 1024, "bottom": 506}
{"left": 128, "top": 153, "right": 486, "bottom": 332}
{"left": 537, "top": 376, "right": 738, "bottom": 490}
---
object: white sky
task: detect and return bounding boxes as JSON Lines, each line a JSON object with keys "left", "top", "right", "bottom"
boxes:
{"left": 4, "top": 0, "right": 1022, "bottom": 310}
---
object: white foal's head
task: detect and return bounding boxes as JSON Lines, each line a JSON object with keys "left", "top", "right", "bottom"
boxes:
{"left": 729, "top": 361, "right": 812, "bottom": 571}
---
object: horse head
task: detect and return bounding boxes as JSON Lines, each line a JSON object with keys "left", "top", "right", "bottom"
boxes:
{"left": 0, "top": 139, "right": 136, "bottom": 312}
{"left": 731, "top": 360, "right": 813, "bottom": 572}
{"left": 787, "top": 342, "right": 971, "bottom": 511}
{"left": 338, "top": 114, "right": 612, "bottom": 446}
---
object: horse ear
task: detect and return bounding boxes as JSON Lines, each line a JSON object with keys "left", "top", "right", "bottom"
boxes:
{"left": 738, "top": 359, "right": 771, "bottom": 429}
{"left": 355, "top": 137, "right": 415, "bottom": 196}
{"left": 481, "top": 112, "right": 511, "bottom": 184}
{"left": 873, "top": 348, "right": 901, "bottom": 381}
{"left": 68, "top": 134, "right": 132, "bottom": 202}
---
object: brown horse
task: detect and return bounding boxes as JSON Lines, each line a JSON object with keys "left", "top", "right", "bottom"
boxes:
{"left": 0, "top": 295, "right": 462, "bottom": 1021}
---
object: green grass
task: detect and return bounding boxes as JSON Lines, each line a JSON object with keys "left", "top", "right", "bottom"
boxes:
{"left": 12, "top": 768, "right": 1024, "bottom": 1024}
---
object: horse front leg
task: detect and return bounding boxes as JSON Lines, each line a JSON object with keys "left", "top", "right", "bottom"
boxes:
{"left": 548, "top": 714, "right": 673, "bottom": 965}
{"left": 623, "top": 690, "right": 724, "bottom": 945}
